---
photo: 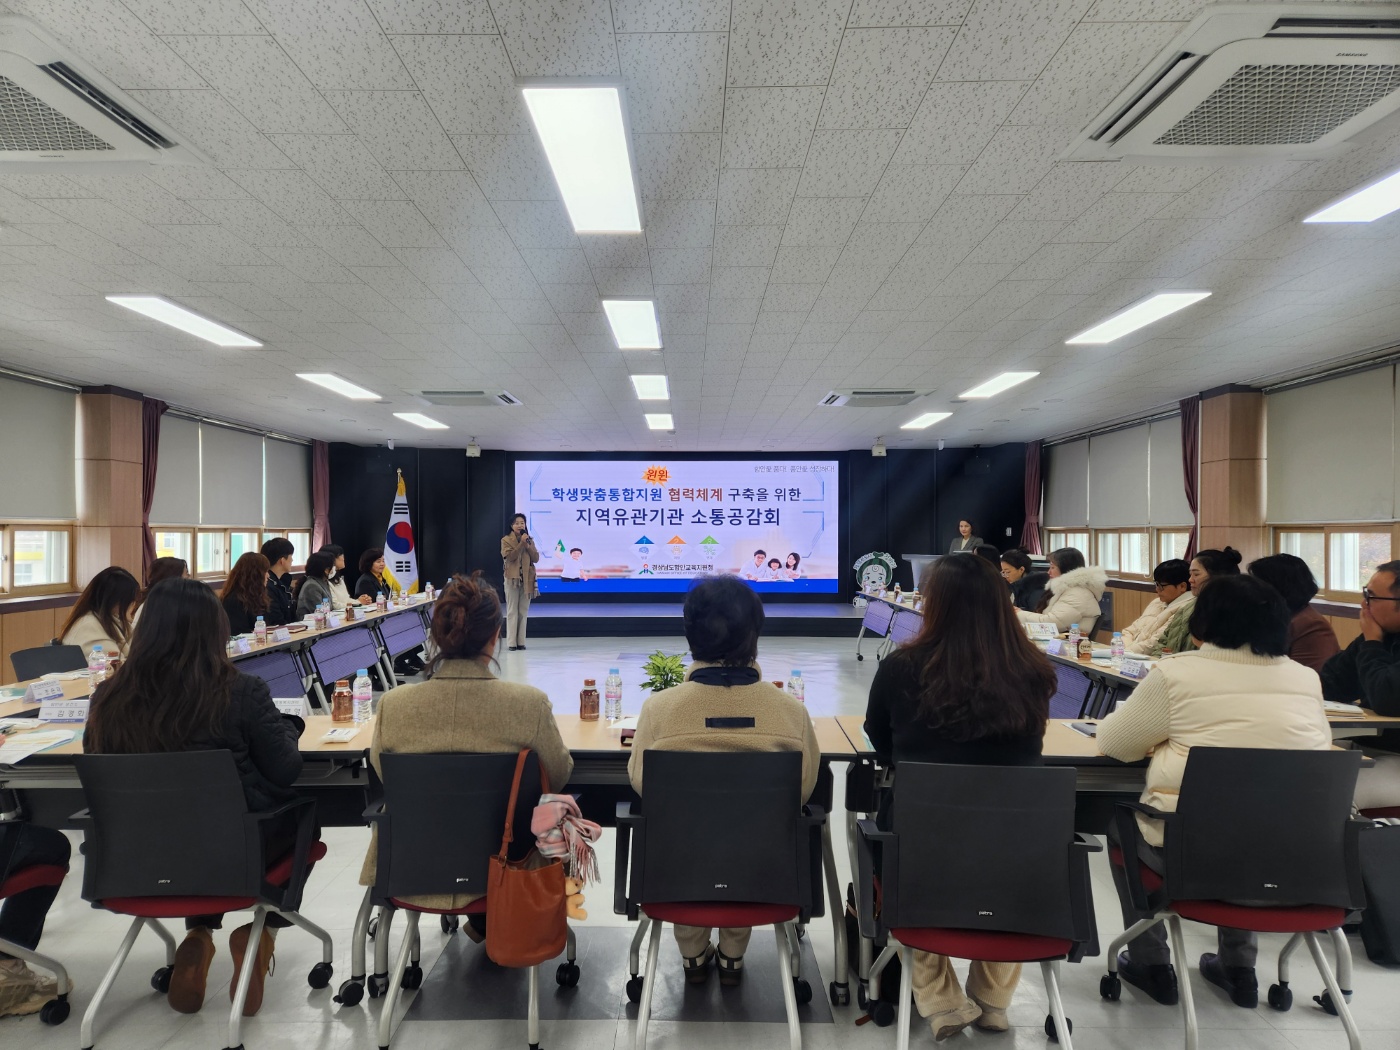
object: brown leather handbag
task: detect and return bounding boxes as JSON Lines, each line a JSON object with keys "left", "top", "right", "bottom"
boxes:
{"left": 485, "top": 749, "right": 567, "bottom": 967}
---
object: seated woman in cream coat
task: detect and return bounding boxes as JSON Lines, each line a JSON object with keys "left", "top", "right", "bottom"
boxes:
{"left": 1120, "top": 559, "right": 1194, "bottom": 655}
{"left": 1016, "top": 548, "right": 1107, "bottom": 635}
{"left": 58, "top": 566, "right": 140, "bottom": 658}
{"left": 359, "top": 572, "right": 572, "bottom": 919}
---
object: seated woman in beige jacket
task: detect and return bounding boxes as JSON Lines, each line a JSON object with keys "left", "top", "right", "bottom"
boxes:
{"left": 1015, "top": 548, "right": 1107, "bottom": 635}
{"left": 58, "top": 565, "right": 140, "bottom": 659}
{"left": 359, "top": 572, "right": 572, "bottom": 920}
{"left": 628, "top": 575, "right": 820, "bottom": 987}
{"left": 1119, "top": 559, "right": 1194, "bottom": 656}
{"left": 1097, "top": 575, "right": 1330, "bottom": 1011}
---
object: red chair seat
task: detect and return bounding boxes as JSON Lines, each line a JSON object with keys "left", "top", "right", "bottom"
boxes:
{"left": 891, "top": 927, "right": 1074, "bottom": 962}
{"left": 1361, "top": 806, "right": 1400, "bottom": 820}
{"left": 0, "top": 864, "right": 69, "bottom": 898}
{"left": 102, "top": 841, "right": 327, "bottom": 918}
{"left": 389, "top": 896, "right": 488, "bottom": 915}
{"left": 642, "top": 901, "right": 799, "bottom": 928}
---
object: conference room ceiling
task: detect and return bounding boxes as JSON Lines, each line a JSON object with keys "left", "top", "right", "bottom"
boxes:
{"left": 2, "top": 0, "right": 1400, "bottom": 451}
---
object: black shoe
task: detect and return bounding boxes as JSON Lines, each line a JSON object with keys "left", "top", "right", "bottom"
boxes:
{"left": 716, "top": 949, "right": 744, "bottom": 987}
{"left": 507, "top": 646, "right": 521, "bottom": 651}
{"left": 1200, "top": 953, "right": 1258, "bottom": 1008}
{"left": 517, "top": 644, "right": 526, "bottom": 650}
{"left": 683, "top": 945, "right": 714, "bottom": 985}
{"left": 1117, "top": 951, "right": 1179, "bottom": 1005}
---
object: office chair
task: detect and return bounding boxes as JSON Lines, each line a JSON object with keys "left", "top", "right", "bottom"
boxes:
{"left": 73, "top": 752, "right": 333, "bottom": 1050}
{"left": 352, "top": 750, "right": 578, "bottom": 1050}
{"left": 855, "top": 762, "right": 1099, "bottom": 1050}
{"left": 0, "top": 827, "right": 72, "bottom": 1024}
{"left": 1104, "top": 747, "right": 1366, "bottom": 1050}
{"left": 9, "top": 643, "right": 86, "bottom": 683}
{"left": 615, "top": 750, "right": 826, "bottom": 1050}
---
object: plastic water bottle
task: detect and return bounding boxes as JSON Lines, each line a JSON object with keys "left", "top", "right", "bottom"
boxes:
{"left": 1110, "top": 632, "right": 1125, "bottom": 670}
{"left": 87, "top": 645, "right": 108, "bottom": 686}
{"left": 424, "top": 581, "right": 434, "bottom": 601}
{"left": 605, "top": 668, "right": 623, "bottom": 721}
{"left": 253, "top": 615, "right": 267, "bottom": 643}
{"left": 1068, "top": 623, "right": 1081, "bottom": 654}
{"left": 787, "top": 669, "right": 805, "bottom": 703}
{"left": 352, "top": 669, "right": 372, "bottom": 723}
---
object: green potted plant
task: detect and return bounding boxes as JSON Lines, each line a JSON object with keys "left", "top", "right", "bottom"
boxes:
{"left": 640, "top": 651, "right": 686, "bottom": 695}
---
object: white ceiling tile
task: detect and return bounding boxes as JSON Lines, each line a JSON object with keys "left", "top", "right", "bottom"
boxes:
{"left": 63, "top": 174, "right": 210, "bottom": 225}
{"left": 122, "top": 0, "right": 265, "bottom": 33}
{"left": 937, "top": 0, "right": 1094, "bottom": 81}
{"left": 865, "top": 279, "right": 938, "bottom": 311}
{"left": 594, "top": 267, "right": 655, "bottom": 296}
{"left": 390, "top": 34, "right": 529, "bottom": 134}
{"left": 322, "top": 91, "right": 463, "bottom": 170}
{"left": 140, "top": 168, "right": 255, "bottom": 201}
{"left": 655, "top": 284, "right": 709, "bottom": 312}
{"left": 8, "top": 0, "right": 204, "bottom": 88}
{"left": 1053, "top": 191, "right": 1176, "bottom": 243}
{"left": 519, "top": 248, "right": 594, "bottom": 284}
{"left": 491, "top": 0, "right": 619, "bottom": 77}
{"left": 389, "top": 246, "right": 476, "bottom": 284}
{"left": 819, "top": 27, "right": 956, "bottom": 130}
{"left": 708, "top": 298, "right": 763, "bottom": 324}
{"left": 962, "top": 219, "right": 1067, "bottom": 265}
{"left": 955, "top": 124, "right": 1080, "bottom": 196}
{"left": 494, "top": 200, "right": 578, "bottom": 249}
{"left": 339, "top": 200, "right": 443, "bottom": 247}
{"left": 1005, "top": 162, "right": 1128, "bottom": 221}
{"left": 763, "top": 283, "right": 822, "bottom": 313}
{"left": 721, "top": 87, "right": 825, "bottom": 169}
{"left": 163, "top": 35, "right": 347, "bottom": 134}
{"left": 727, "top": 0, "right": 848, "bottom": 87}
{"left": 35, "top": 198, "right": 173, "bottom": 246}
{"left": 543, "top": 284, "right": 603, "bottom": 313}
{"left": 365, "top": 0, "right": 497, "bottom": 32}
{"left": 847, "top": 0, "right": 972, "bottom": 26}
{"left": 1112, "top": 164, "right": 1217, "bottom": 195}
{"left": 862, "top": 165, "right": 965, "bottom": 224}
{"left": 637, "top": 134, "right": 721, "bottom": 200}
{"left": 612, "top": 0, "right": 729, "bottom": 32}
{"left": 781, "top": 197, "right": 868, "bottom": 247}
{"left": 581, "top": 235, "right": 650, "bottom": 269}
{"left": 391, "top": 170, "right": 497, "bottom": 228}
{"left": 264, "top": 134, "right": 402, "bottom": 198}
{"left": 798, "top": 320, "right": 850, "bottom": 342}
{"left": 618, "top": 32, "right": 727, "bottom": 133}
{"left": 300, "top": 224, "right": 399, "bottom": 266}
{"left": 711, "top": 266, "right": 770, "bottom": 298}
{"left": 498, "top": 299, "right": 560, "bottom": 324}
{"left": 222, "top": 169, "right": 351, "bottom": 226}
{"left": 157, "top": 224, "right": 270, "bottom": 266}
{"left": 1083, "top": 0, "right": 1202, "bottom": 19}
{"left": 797, "top": 130, "right": 902, "bottom": 197}
{"left": 716, "top": 168, "right": 801, "bottom": 225}
{"left": 770, "top": 245, "right": 841, "bottom": 284}
{"left": 1005, "top": 241, "right": 1105, "bottom": 281}
{"left": 455, "top": 135, "right": 559, "bottom": 200}
{"left": 892, "top": 81, "right": 1028, "bottom": 169}
{"left": 242, "top": 0, "right": 414, "bottom": 90}
{"left": 643, "top": 200, "right": 716, "bottom": 248}
{"left": 650, "top": 247, "right": 711, "bottom": 284}
{"left": 712, "top": 225, "right": 783, "bottom": 267}
{"left": 129, "top": 90, "right": 296, "bottom": 169}
{"left": 350, "top": 265, "right": 438, "bottom": 299}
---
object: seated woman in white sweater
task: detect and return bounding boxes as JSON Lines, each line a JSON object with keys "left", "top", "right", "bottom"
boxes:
{"left": 1119, "top": 559, "right": 1194, "bottom": 655}
{"left": 58, "top": 566, "right": 140, "bottom": 658}
{"left": 1097, "top": 575, "right": 1331, "bottom": 1012}
{"left": 1015, "top": 548, "right": 1107, "bottom": 635}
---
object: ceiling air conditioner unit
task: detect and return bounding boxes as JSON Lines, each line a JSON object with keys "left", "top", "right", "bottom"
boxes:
{"left": 417, "top": 390, "right": 521, "bottom": 408}
{"left": 820, "top": 390, "right": 924, "bottom": 408}
{"left": 0, "top": 16, "right": 209, "bottom": 172}
{"left": 1062, "top": 2, "right": 1400, "bottom": 162}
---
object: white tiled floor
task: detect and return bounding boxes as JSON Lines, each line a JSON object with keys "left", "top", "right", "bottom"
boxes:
{"left": 6, "top": 635, "right": 1398, "bottom": 1050}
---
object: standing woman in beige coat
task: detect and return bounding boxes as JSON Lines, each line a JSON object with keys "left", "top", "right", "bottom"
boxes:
{"left": 501, "top": 513, "right": 540, "bottom": 651}
{"left": 359, "top": 572, "right": 573, "bottom": 919}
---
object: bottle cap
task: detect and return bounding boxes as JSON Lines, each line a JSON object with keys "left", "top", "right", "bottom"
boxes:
{"left": 584, "top": 678, "right": 596, "bottom": 686}
{"left": 357, "top": 669, "right": 367, "bottom": 676}
{"left": 792, "top": 669, "right": 802, "bottom": 675}
{"left": 610, "top": 667, "right": 620, "bottom": 674}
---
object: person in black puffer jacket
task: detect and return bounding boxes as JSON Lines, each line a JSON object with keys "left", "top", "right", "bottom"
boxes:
{"left": 86, "top": 577, "right": 306, "bottom": 1017}
{"left": 999, "top": 550, "right": 1049, "bottom": 612}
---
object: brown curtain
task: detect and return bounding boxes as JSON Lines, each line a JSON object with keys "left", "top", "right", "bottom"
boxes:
{"left": 1180, "top": 395, "right": 1201, "bottom": 560}
{"left": 1020, "top": 440, "right": 1043, "bottom": 554}
{"left": 140, "top": 397, "right": 168, "bottom": 583}
{"left": 311, "top": 440, "right": 331, "bottom": 549}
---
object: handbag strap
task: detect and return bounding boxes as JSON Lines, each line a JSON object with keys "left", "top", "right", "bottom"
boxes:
{"left": 497, "top": 748, "right": 551, "bottom": 859}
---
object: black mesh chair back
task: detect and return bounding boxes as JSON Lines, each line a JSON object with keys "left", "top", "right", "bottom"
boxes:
{"left": 1166, "top": 747, "right": 1364, "bottom": 909}
{"left": 10, "top": 643, "right": 86, "bottom": 682}
{"left": 74, "top": 752, "right": 265, "bottom": 902}
{"left": 628, "top": 750, "right": 817, "bottom": 913}
{"left": 1096, "top": 590, "right": 1114, "bottom": 637}
{"left": 372, "top": 751, "right": 540, "bottom": 901}
{"left": 883, "top": 762, "right": 1087, "bottom": 942}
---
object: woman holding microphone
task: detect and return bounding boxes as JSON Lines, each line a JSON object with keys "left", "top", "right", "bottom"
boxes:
{"left": 501, "top": 513, "right": 539, "bottom": 651}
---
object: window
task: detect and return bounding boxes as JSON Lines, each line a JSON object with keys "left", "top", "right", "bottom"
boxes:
{"left": 1158, "top": 530, "right": 1191, "bottom": 563}
{"left": 1046, "top": 531, "right": 1090, "bottom": 556}
{"left": 0, "top": 524, "right": 74, "bottom": 596}
{"left": 154, "top": 529, "right": 192, "bottom": 564}
{"left": 197, "top": 530, "right": 227, "bottom": 576}
{"left": 1275, "top": 526, "right": 1397, "bottom": 599}
{"left": 1095, "top": 530, "right": 1150, "bottom": 577}
{"left": 287, "top": 530, "right": 310, "bottom": 566}
{"left": 229, "top": 531, "right": 260, "bottom": 564}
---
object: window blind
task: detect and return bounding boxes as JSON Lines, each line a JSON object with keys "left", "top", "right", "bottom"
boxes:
{"left": 1148, "top": 415, "right": 1192, "bottom": 525}
{"left": 1088, "top": 425, "right": 1149, "bottom": 527}
{"left": 200, "top": 425, "right": 264, "bottom": 527}
{"left": 1044, "top": 439, "right": 1089, "bottom": 527}
{"left": 0, "top": 376, "right": 76, "bottom": 520}
{"left": 265, "top": 439, "right": 311, "bottom": 528}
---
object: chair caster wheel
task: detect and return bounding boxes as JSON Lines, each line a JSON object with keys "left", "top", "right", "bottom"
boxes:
{"left": 440, "top": 915, "right": 459, "bottom": 934}
{"left": 150, "top": 966, "right": 172, "bottom": 994}
{"left": 400, "top": 965, "right": 423, "bottom": 990}
{"left": 1100, "top": 973, "right": 1121, "bottom": 1001}
{"left": 793, "top": 977, "right": 812, "bottom": 1005}
{"left": 828, "top": 981, "right": 849, "bottom": 1006}
{"left": 625, "top": 976, "right": 643, "bottom": 1003}
{"left": 870, "top": 1000, "right": 895, "bottom": 1027}
{"left": 367, "top": 916, "right": 379, "bottom": 940}
{"left": 857, "top": 983, "right": 870, "bottom": 1010}
{"left": 1313, "top": 988, "right": 1348, "bottom": 1015}
{"left": 1269, "top": 982, "right": 1293, "bottom": 1011}
{"left": 856, "top": 653, "right": 864, "bottom": 661}
{"left": 1045, "top": 1014, "right": 1073, "bottom": 1042}
{"left": 40, "top": 997, "right": 70, "bottom": 1025}
{"left": 556, "top": 961, "right": 580, "bottom": 987}
{"left": 308, "top": 962, "right": 333, "bottom": 989}
{"left": 334, "top": 980, "right": 364, "bottom": 1006}
{"left": 367, "top": 973, "right": 389, "bottom": 998}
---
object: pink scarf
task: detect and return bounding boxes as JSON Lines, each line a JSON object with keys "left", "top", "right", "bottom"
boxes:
{"left": 531, "top": 793, "right": 601, "bottom": 884}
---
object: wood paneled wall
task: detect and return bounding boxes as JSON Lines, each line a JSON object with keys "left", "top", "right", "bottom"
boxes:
{"left": 76, "top": 390, "right": 143, "bottom": 581}
{"left": 0, "top": 601, "right": 75, "bottom": 684}
{"left": 1199, "top": 389, "right": 1267, "bottom": 561}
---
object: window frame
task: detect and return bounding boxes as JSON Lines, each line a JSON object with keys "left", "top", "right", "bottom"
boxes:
{"left": 1272, "top": 523, "right": 1400, "bottom": 602}
{"left": 0, "top": 521, "right": 76, "bottom": 597}
{"left": 157, "top": 525, "right": 312, "bottom": 579}
{"left": 1044, "top": 526, "right": 1193, "bottom": 581}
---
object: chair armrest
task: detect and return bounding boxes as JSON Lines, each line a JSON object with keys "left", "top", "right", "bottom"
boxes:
{"left": 362, "top": 800, "right": 387, "bottom": 823}
{"left": 248, "top": 798, "right": 317, "bottom": 912}
{"left": 1117, "top": 800, "right": 1171, "bottom": 821}
{"left": 855, "top": 818, "right": 894, "bottom": 941}
{"left": 67, "top": 807, "right": 91, "bottom": 827}
{"left": 1073, "top": 832, "right": 1103, "bottom": 853}
{"left": 1111, "top": 803, "right": 1167, "bottom": 914}
{"left": 614, "top": 801, "right": 640, "bottom": 918}
{"left": 801, "top": 803, "right": 828, "bottom": 827}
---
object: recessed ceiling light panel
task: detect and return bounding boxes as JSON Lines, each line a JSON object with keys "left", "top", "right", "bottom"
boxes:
{"left": 901, "top": 411, "right": 952, "bottom": 430}
{"left": 296, "top": 372, "right": 380, "bottom": 400}
{"left": 603, "top": 299, "right": 661, "bottom": 349}
{"left": 393, "top": 412, "right": 448, "bottom": 430}
{"left": 1065, "top": 292, "right": 1210, "bottom": 345}
{"left": 106, "top": 295, "right": 261, "bottom": 347}
{"left": 645, "top": 413, "right": 673, "bottom": 430}
{"left": 630, "top": 374, "right": 669, "bottom": 400}
{"left": 960, "top": 371, "right": 1040, "bottom": 399}
{"left": 1304, "top": 168, "right": 1400, "bottom": 223}
{"left": 521, "top": 84, "right": 641, "bottom": 233}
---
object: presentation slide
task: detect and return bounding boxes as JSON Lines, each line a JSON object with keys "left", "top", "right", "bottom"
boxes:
{"left": 514, "top": 459, "right": 840, "bottom": 593}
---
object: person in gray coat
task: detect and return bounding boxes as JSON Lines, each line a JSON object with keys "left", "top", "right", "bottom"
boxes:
{"left": 295, "top": 550, "right": 335, "bottom": 618}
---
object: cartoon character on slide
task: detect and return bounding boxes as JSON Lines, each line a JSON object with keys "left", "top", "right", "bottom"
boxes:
{"left": 559, "top": 546, "right": 587, "bottom": 582}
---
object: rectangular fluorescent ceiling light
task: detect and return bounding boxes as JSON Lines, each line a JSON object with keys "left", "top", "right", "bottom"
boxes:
{"left": 630, "top": 374, "right": 669, "bottom": 400}
{"left": 602, "top": 299, "right": 661, "bottom": 349}
{"left": 901, "top": 411, "right": 952, "bottom": 430}
{"left": 1065, "top": 292, "right": 1210, "bottom": 345}
{"left": 521, "top": 85, "right": 641, "bottom": 233}
{"left": 961, "top": 371, "right": 1039, "bottom": 399}
{"left": 645, "top": 413, "right": 674, "bottom": 430}
{"left": 106, "top": 295, "right": 261, "bottom": 348}
{"left": 1304, "top": 168, "right": 1400, "bottom": 223}
{"left": 393, "top": 412, "right": 448, "bottom": 430}
{"left": 296, "top": 373, "right": 380, "bottom": 400}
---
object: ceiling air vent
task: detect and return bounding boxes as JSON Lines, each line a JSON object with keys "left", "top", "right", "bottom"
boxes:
{"left": 418, "top": 390, "right": 520, "bottom": 408}
{"left": 0, "top": 16, "right": 208, "bottom": 171}
{"left": 820, "top": 390, "right": 924, "bottom": 408}
{"left": 1063, "top": 3, "right": 1400, "bottom": 162}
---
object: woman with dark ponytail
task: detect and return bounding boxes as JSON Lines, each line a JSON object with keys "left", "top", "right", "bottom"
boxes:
{"left": 357, "top": 572, "right": 572, "bottom": 913}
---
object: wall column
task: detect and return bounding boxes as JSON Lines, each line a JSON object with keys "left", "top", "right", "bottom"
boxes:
{"left": 1198, "top": 385, "right": 1266, "bottom": 562}
{"left": 76, "top": 386, "right": 143, "bottom": 583}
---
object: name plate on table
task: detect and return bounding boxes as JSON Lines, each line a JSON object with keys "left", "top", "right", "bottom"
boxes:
{"left": 272, "top": 627, "right": 292, "bottom": 643}
{"left": 1045, "top": 638, "right": 1068, "bottom": 656}
{"left": 273, "top": 697, "right": 311, "bottom": 718}
{"left": 326, "top": 613, "right": 343, "bottom": 629}
{"left": 38, "top": 696, "right": 88, "bottom": 723}
{"left": 24, "top": 679, "right": 67, "bottom": 703}
{"left": 1025, "top": 622, "right": 1058, "bottom": 640}
{"left": 1118, "top": 659, "right": 1150, "bottom": 681}
{"left": 231, "top": 637, "right": 253, "bottom": 655}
